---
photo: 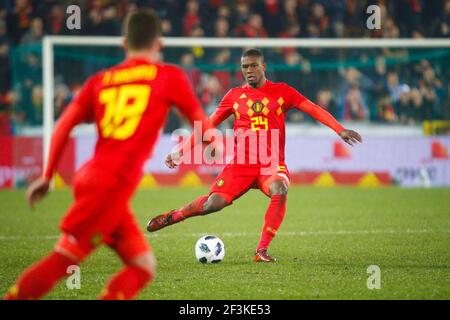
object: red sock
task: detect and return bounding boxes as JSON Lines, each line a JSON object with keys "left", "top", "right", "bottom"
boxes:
{"left": 100, "top": 266, "right": 152, "bottom": 300}
{"left": 4, "top": 252, "right": 76, "bottom": 300}
{"left": 172, "top": 195, "right": 209, "bottom": 222}
{"left": 257, "top": 195, "right": 287, "bottom": 251}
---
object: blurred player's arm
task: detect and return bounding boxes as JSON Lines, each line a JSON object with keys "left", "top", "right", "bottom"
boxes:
{"left": 27, "top": 79, "right": 94, "bottom": 208}
{"left": 287, "top": 85, "right": 362, "bottom": 146}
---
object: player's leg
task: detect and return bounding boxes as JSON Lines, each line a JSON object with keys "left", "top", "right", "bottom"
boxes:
{"left": 146, "top": 192, "right": 231, "bottom": 232}
{"left": 173, "top": 192, "right": 232, "bottom": 221}
{"left": 254, "top": 171, "right": 289, "bottom": 262}
{"left": 101, "top": 212, "right": 155, "bottom": 300}
{"left": 146, "top": 165, "right": 256, "bottom": 232}
{"left": 101, "top": 252, "right": 155, "bottom": 300}
{"left": 4, "top": 164, "right": 137, "bottom": 300}
{"left": 3, "top": 233, "right": 92, "bottom": 300}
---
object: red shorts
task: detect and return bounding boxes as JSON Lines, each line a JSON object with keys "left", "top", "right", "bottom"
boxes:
{"left": 209, "top": 163, "right": 290, "bottom": 203}
{"left": 56, "top": 162, "right": 149, "bottom": 262}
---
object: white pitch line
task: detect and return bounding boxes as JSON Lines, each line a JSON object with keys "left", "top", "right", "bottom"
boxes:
{"left": 1, "top": 229, "right": 448, "bottom": 241}
{"left": 146, "top": 229, "right": 450, "bottom": 238}
{"left": 0, "top": 235, "right": 59, "bottom": 240}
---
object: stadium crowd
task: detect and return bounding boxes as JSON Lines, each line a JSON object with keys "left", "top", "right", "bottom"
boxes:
{"left": 0, "top": 0, "right": 449, "bottom": 135}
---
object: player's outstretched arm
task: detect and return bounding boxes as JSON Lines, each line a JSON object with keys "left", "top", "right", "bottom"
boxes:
{"left": 297, "top": 99, "right": 362, "bottom": 146}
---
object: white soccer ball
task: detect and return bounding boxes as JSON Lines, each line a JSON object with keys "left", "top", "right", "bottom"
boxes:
{"left": 195, "top": 235, "right": 225, "bottom": 264}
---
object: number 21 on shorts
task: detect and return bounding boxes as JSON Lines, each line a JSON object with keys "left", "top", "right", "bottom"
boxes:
{"left": 99, "top": 84, "right": 151, "bottom": 140}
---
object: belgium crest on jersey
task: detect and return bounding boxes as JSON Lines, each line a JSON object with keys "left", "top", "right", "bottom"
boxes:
{"left": 252, "top": 101, "right": 264, "bottom": 113}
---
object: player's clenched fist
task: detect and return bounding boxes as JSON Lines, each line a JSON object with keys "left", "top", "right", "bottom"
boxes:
{"left": 26, "top": 177, "right": 50, "bottom": 209}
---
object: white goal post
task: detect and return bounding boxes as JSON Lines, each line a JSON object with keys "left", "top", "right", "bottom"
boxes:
{"left": 42, "top": 36, "right": 450, "bottom": 167}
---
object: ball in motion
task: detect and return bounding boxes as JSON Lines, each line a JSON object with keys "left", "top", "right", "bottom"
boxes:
{"left": 195, "top": 235, "right": 225, "bottom": 263}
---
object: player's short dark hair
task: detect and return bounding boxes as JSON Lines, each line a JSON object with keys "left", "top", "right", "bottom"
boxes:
{"left": 242, "top": 48, "right": 264, "bottom": 62}
{"left": 123, "top": 9, "right": 162, "bottom": 50}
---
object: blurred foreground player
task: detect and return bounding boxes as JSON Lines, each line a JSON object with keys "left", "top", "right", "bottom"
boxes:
{"left": 4, "top": 10, "right": 209, "bottom": 300}
{"left": 147, "top": 48, "right": 362, "bottom": 262}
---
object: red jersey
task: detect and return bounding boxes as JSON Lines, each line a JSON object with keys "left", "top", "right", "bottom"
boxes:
{"left": 210, "top": 80, "right": 344, "bottom": 165}
{"left": 44, "top": 57, "right": 208, "bottom": 183}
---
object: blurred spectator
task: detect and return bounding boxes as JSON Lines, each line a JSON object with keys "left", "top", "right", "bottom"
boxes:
{"left": 396, "top": 0, "right": 423, "bottom": 37}
{"left": 0, "top": 94, "right": 13, "bottom": 135}
{"left": 343, "top": 0, "right": 366, "bottom": 37}
{"left": 30, "top": 84, "right": 43, "bottom": 123}
{"left": 99, "top": 5, "right": 122, "bottom": 36}
{"left": 279, "top": 0, "right": 304, "bottom": 37}
{"left": 319, "top": 0, "right": 346, "bottom": 37}
{"left": 0, "top": 32, "right": 11, "bottom": 95}
{"left": 367, "top": 56, "right": 388, "bottom": 120}
{"left": 410, "top": 88, "right": 426, "bottom": 123}
{"left": 386, "top": 71, "right": 407, "bottom": 104}
{"left": 397, "top": 86, "right": 416, "bottom": 125}
{"left": 15, "top": 51, "right": 41, "bottom": 125}
{"left": 432, "top": 0, "right": 450, "bottom": 37}
{"left": 277, "top": 1, "right": 303, "bottom": 56}
{"left": 211, "top": 49, "right": 232, "bottom": 94}
{"left": 382, "top": 17, "right": 401, "bottom": 39}
{"left": 377, "top": 95, "right": 397, "bottom": 123}
{"left": 180, "top": 52, "right": 201, "bottom": 89}
{"left": 214, "top": 16, "right": 232, "bottom": 37}
{"left": 54, "top": 84, "right": 72, "bottom": 118}
{"left": 199, "top": 73, "right": 222, "bottom": 115}
{"left": 2, "top": 0, "right": 449, "bottom": 129}
{"left": 339, "top": 67, "right": 370, "bottom": 120}
{"left": 443, "top": 82, "right": 450, "bottom": 119}
{"left": 344, "top": 84, "right": 368, "bottom": 121}
{"left": 0, "top": 36, "right": 12, "bottom": 135}
{"left": 161, "top": 19, "right": 174, "bottom": 36}
{"left": 47, "top": 3, "right": 65, "bottom": 35}
{"left": 21, "top": 17, "right": 43, "bottom": 45}
{"left": 0, "top": 0, "right": 446, "bottom": 41}
{"left": 255, "top": 0, "right": 282, "bottom": 37}
{"left": 235, "top": 13, "right": 268, "bottom": 38}
{"left": 6, "top": 0, "right": 33, "bottom": 44}
{"left": 306, "top": 3, "right": 331, "bottom": 38}
{"left": 0, "top": 3, "right": 6, "bottom": 18}
{"left": 419, "top": 67, "right": 442, "bottom": 120}
{"left": 216, "top": 4, "right": 231, "bottom": 20}
{"left": 183, "top": 0, "right": 201, "bottom": 36}
{"left": 86, "top": 2, "right": 121, "bottom": 36}
{"left": 232, "top": 0, "right": 251, "bottom": 29}
{"left": 317, "top": 89, "right": 338, "bottom": 118}
{"left": 278, "top": 50, "right": 304, "bottom": 91}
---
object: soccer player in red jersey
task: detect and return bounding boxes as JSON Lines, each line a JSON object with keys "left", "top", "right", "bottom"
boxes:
{"left": 147, "top": 48, "right": 362, "bottom": 262}
{"left": 4, "top": 10, "right": 210, "bottom": 300}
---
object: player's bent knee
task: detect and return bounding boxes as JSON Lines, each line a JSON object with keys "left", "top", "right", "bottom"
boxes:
{"left": 203, "top": 194, "right": 230, "bottom": 213}
{"left": 269, "top": 180, "right": 289, "bottom": 196}
{"left": 54, "top": 233, "right": 90, "bottom": 264}
{"left": 129, "top": 252, "right": 157, "bottom": 276}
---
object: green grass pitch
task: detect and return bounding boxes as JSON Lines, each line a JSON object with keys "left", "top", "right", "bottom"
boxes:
{"left": 0, "top": 186, "right": 449, "bottom": 300}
